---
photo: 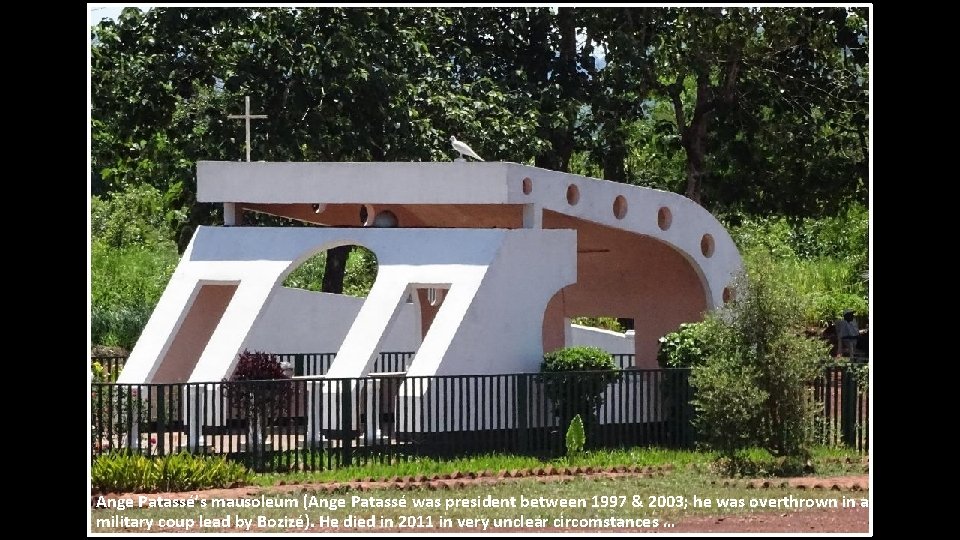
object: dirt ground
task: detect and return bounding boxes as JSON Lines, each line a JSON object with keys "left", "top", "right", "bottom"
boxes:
{"left": 668, "top": 506, "right": 868, "bottom": 533}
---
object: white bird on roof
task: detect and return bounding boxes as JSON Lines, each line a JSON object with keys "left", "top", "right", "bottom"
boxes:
{"left": 450, "top": 135, "right": 484, "bottom": 161}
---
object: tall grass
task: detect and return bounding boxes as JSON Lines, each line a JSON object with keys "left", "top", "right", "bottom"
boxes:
{"left": 726, "top": 203, "right": 868, "bottom": 327}
{"left": 775, "top": 258, "right": 867, "bottom": 325}
{"left": 91, "top": 241, "right": 179, "bottom": 349}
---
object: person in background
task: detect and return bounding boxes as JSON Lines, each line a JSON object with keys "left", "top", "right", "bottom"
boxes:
{"left": 836, "top": 309, "right": 860, "bottom": 358}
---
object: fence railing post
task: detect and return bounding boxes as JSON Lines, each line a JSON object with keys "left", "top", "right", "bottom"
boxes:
{"left": 186, "top": 384, "right": 205, "bottom": 452}
{"left": 676, "top": 370, "right": 695, "bottom": 448}
{"left": 841, "top": 365, "right": 858, "bottom": 447}
{"left": 340, "top": 380, "right": 353, "bottom": 467}
{"left": 126, "top": 385, "right": 141, "bottom": 452}
{"left": 516, "top": 374, "right": 528, "bottom": 453}
{"left": 156, "top": 387, "right": 167, "bottom": 455}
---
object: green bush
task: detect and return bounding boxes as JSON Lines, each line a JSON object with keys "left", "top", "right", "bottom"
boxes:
{"left": 91, "top": 184, "right": 178, "bottom": 249}
{"left": 710, "top": 448, "right": 810, "bottom": 478}
{"left": 91, "top": 361, "right": 119, "bottom": 383}
{"left": 690, "top": 356, "right": 767, "bottom": 454}
{"left": 689, "top": 258, "right": 828, "bottom": 459}
{"left": 90, "top": 183, "right": 182, "bottom": 350}
{"left": 92, "top": 451, "right": 252, "bottom": 493}
{"left": 565, "top": 414, "right": 585, "bottom": 458}
{"left": 542, "top": 346, "right": 618, "bottom": 373}
{"left": 540, "top": 347, "right": 620, "bottom": 429}
{"left": 657, "top": 322, "right": 714, "bottom": 368}
{"left": 570, "top": 317, "right": 625, "bottom": 333}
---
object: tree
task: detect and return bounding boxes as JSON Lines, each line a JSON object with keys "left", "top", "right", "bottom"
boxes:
{"left": 92, "top": 6, "right": 869, "bottom": 265}
{"left": 585, "top": 7, "right": 868, "bottom": 214}
{"left": 689, "top": 256, "right": 828, "bottom": 458}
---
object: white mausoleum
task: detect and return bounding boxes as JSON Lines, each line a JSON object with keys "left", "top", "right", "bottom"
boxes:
{"left": 118, "top": 161, "right": 741, "bottom": 386}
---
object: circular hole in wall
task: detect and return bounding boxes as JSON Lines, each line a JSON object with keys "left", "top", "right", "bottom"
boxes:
{"left": 566, "top": 184, "right": 580, "bottom": 205}
{"left": 722, "top": 287, "right": 734, "bottom": 304}
{"left": 373, "top": 210, "right": 399, "bottom": 228}
{"left": 359, "top": 204, "right": 375, "bottom": 226}
{"left": 658, "top": 207, "right": 672, "bottom": 230}
{"left": 613, "top": 195, "right": 628, "bottom": 219}
{"left": 522, "top": 177, "right": 533, "bottom": 195}
{"left": 701, "top": 234, "right": 715, "bottom": 258}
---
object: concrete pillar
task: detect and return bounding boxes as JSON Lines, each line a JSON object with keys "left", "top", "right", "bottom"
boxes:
{"left": 522, "top": 204, "right": 542, "bottom": 228}
{"left": 223, "top": 203, "right": 237, "bottom": 226}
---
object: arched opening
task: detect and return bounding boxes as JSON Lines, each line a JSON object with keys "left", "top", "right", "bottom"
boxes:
{"left": 283, "top": 245, "right": 378, "bottom": 297}
{"left": 541, "top": 210, "right": 710, "bottom": 369}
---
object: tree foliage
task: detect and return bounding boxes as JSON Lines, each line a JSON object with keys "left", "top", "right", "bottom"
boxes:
{"left": 588, "top": 7, "right": 868, "bottom": 212}
{"left": 92, "top": 6, "right": 868, "bottom": 225}
{"left": 689, "top": 259, "right": 828, "bottom": 458}
{"left": 657, "top": 321, "right": 715, "bottom": 369}
{"left": 726, "top": 201, "right": 868, "bottom": 325}
{"left": 90, "top": 7, "right": 869, "bottom": 347}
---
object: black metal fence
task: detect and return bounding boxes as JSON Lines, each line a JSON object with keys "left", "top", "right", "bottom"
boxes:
{"left": 90, "top": 352, "right": 416, "bottom": 380}
{"left": 279, "top": 352, "right": 414, "bottom": 376}
{"left": 91, "top": 356, "right": 127, "bottom": 379}
{"left": 90, "top": 363, "right": 868, "bottom": 472}
{"left": 91, "top": 369, "right": 695, "bottom": 471}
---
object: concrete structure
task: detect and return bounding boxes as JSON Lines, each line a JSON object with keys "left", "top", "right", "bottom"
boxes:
{"left": 119, "top": 161, "right": 741, "bottom": 388}
{"left": 114, "top": 161, "right": 743, "bottom": 446}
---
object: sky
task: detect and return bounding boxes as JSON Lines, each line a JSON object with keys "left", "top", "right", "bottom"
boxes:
{"left": 89, "top": 4, "right": 154, "bottom": 26}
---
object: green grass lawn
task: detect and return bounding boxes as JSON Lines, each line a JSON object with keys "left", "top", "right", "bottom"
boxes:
{"left": 249, "top": 447, "right": 711, "bottom": 487}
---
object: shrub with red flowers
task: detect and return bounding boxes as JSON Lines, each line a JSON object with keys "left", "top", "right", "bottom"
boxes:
{"left": 223, "top": 350, "right": 292, "bottom": 451}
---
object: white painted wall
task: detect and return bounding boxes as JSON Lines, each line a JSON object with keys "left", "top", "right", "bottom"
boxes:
{"left": 569, "top": 324, "right": 635, "bottom": 355}
{"left": 243, "top": 287, "right": 421, "bottom": 354}
{"left": 392, "top": 229, "right": 577, "bottom": 433}
{"left": 197, "top": 161, "right": 512, "bottom": 204}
